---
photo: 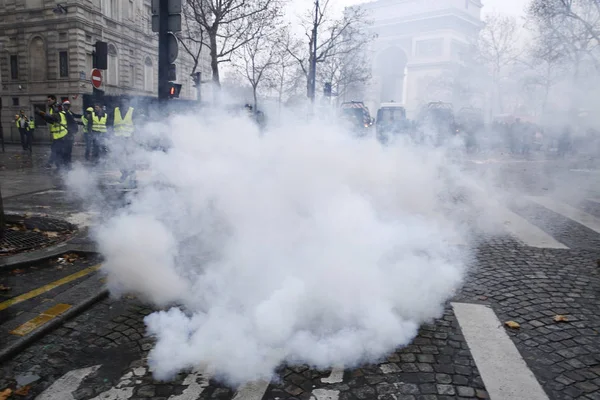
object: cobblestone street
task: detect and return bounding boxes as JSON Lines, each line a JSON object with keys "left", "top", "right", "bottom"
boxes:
{"left": 0, "top": 147, "right": 600, "bottom": 400}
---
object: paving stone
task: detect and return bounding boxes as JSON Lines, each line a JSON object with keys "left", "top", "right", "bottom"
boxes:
{"left": 437, "top": 385, "right": 456, "bottom": 395}
{"left": 457, "top": 386, "right": 476, "bottom": 397}
{"left": 397, "top": 383, "right": 420, "bottom": 395}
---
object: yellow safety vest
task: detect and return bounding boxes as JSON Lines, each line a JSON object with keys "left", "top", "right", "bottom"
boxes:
{"left": 92, "top": 113, "right": 107, "bottom": 133}
{"left": 16, "top": 117, "right": 26, "bottom": 128}
{"left": 113, "top": 107, "right": 135, "bottom": 137}
{"left": 81, "top": 114, "right": 88, "bottom": 133}
{"left": 28, "top": 120, "right": 35, "bottom": 130}
{"left": 49, "top": 108, "right": 68, "bottom": 140}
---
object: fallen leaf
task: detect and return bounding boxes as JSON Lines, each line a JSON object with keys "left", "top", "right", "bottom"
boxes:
{"left": 33, "top": 228, "right": 41, "bottom": 233}
{"left": 553, "top": 315, "right": 569, "bottom": 323}
{"left": 0, "top": 284, "right": 10, "bottom": 292}
{"left": 505, "top": 321, "right": 520, "bottom": 329}
{"left": 0, "top": 389, "right": 12, "bottom": 400}
{"left": 43, "top": 232, "right": 59, "bottom": 238}
{"left": 14, "top": 385, "right": 31, "bottom": 396}
{"left": 11, "top": 269, "right": 25, "bottom": 275}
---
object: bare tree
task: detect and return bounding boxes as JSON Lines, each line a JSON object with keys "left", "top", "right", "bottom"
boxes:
{"left": 476, "top": 13, "right": 523, "bottom": 116}
{"left": 233, "top": 22, "right": 282, "bottom": 111}
{"left": 288, "top": 1, "right": 374, "bottom": 101}
{"left": 184, "top": 0, "right": 282, "bottom": 88}
{"left": 177, "top": 5, "right": 207, "bottom": 100}
{"left": 318, "top": 43, "right": 372, "bottom": 105}
{"left": 527, "top": 0, "right": 600, "bottom": 111}
{"left": 269, "top": 26, "right": 304, "bottom": 108}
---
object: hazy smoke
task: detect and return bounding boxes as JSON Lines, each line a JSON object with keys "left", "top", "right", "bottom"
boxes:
{"left": 67, "top": 107, "right": 497, "bottom": 385}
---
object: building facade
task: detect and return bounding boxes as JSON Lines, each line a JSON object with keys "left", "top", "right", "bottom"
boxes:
{"left": 0, "top": 0, "right": 210, "bottom": 142}
{"left": 358, "top": 0, "right": 483, "bottom": 118}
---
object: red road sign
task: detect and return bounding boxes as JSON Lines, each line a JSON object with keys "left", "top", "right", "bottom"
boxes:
{"left": 91, "top": 68, "right": 102, "bottom": 89}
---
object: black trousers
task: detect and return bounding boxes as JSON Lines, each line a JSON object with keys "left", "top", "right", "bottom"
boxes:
{"left": 19, "top": 128, "right": 31, "bottom": 151}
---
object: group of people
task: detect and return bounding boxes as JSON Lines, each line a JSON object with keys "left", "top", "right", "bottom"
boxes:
{"left": 35, "top": 94, "right": 138, "bottom": 186}
{"left": 14, "top": 110, "right": 36, "bottom": 153}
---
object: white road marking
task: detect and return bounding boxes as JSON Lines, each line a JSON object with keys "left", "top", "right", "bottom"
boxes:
{"left": 89, "top": 387, "right": 134, "bottom": 400}
{"left": 168, "top": 370, "right": 211, "bottom": 400}
{"left": 321, "top": 367, "right": 344, "bottom": 384}
{"left": 495, "top": 205, "right": 568, "bottom": 249}
{"left": 231, "top": 380, "right": 271, "bottom": 400}
{"left": 311, "top": 388, "right": 340, "bottom": 400}
{"left": 452, "top": 303, "right": 550, "bottom": 400}
{"left": 528, "top": 196, "right": 600, "bottom": 234}
{"left": 35, "top": 365, "right": 101, "bottom": 400}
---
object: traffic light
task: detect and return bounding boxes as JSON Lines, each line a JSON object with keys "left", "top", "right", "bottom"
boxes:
{"left": 168, "top": 82, "right": 182, "bottom": 98}
{"left": 95, "top": 41, "right": 108, "bottom": 70}
{"left": 193, "top": 72, "right": 201, "bottom": 87}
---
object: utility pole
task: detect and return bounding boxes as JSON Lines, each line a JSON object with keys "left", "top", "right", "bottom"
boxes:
{"left": 158, "top": 0, "right": 170, "bottom": 103}
{"left": 309, "top": 0, "right": 319, "bottom": 103}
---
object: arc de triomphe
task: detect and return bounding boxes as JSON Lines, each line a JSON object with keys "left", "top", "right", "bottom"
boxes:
{"left": 356, "top": 0, "right": 484, "bottom": 118}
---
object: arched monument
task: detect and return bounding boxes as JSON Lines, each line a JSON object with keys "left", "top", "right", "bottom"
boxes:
{"left": 358, "top": 0, "right": 484, "bottom": 118}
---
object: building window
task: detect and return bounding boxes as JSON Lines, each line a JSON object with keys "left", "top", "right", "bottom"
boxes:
{"left": 12, "top": 97, "right": 19, "bottom": 106}
{"left": 59, "top": 51, "right": 69, "bottom": 78}
{"left": 144, "top": 57, "right": 154, "bottom": 92}
{"left": 128, "top": 0, "right": 134, "bottom": 19}
{"left": 86, "top": 53, "right": 93, "bottom": 73}
{"left": 104, "top": 0, "right": 119, "bottom": 19}
{"left": 10, "top": 55, "right": 18, "bottom": 79}
{"left": 107, "top": 44, "right": 119, "bottom": 85}
{"left": 130, "top": 64, "right": 135, "bottom": 87}
{"left": 415, "top": 39, "right": 443, "bottom": 58}
{"left": 29, "top": 37, "right": 47, "bottom": 81}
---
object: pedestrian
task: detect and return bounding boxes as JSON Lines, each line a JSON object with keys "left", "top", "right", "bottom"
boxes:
{"left": 88, "top": 103, "right": 107, "bottom": 165}
{"left": 15, "top": 110, "right": 30, "bottom": 152}
{"left": 36, "top": 95, "right": 69, "bottom": 171}
{"left": 61, "top": 100, "right": 82, "bottom": 169}
{"left": 110, "top": 96, "right": 138, "bottom": 187}
{"left": 81, "top": 107, "right": 93, "bottom": 161}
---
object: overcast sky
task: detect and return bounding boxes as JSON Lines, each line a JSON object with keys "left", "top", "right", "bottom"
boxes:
{"left": 289, "top": 0, "right": 528, "bottom": 19}
{"left": 481, "top": 0, "right": 526, "bottom": 16}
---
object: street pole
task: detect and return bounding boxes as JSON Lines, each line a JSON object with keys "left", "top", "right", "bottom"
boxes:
{"left": 158, "top": 0, "right": 169, "bottom": 103}
{"left": 310, "top": 0, "right": 318, "bottom": 103}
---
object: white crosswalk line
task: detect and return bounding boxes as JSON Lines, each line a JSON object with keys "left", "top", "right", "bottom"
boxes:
{"left": 231, "top": 380, "right": 270, "bottom": 400}
{"left": 528, "top": 196, "right": 600, "bottom": 234}
{"left": 321, "top": 367, "right": 344, "bottom": 384}
{"left": 452, "top": 303, "right": 549, "bottom": 400}
{"left": 35, "top": 365, "right": 101, "bottom": 400}
{"left": 168, "top": 370, "right": 211, "bottom": 400}
{"left": 495, "top": 206, "right": 568, "bottom": 249}
{"left": 311, "top": 388, "right": 340, "bottom": 400}
{"left": 89, "top": 387, "right": 134, "bottom": 400}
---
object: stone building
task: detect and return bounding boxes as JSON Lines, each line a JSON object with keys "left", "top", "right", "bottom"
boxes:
{"left": 0, "top": 0, "right": 209, "bottom": 142}
{"left": 356, "top": 0, "right": 484, "bottom": 118}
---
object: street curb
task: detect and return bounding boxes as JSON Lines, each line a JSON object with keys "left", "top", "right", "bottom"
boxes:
{"left": 0, "top": 243, "right": 99, "bottom": 270}
{"left": 0, "top": 288, "right": 109, "bottom": 364}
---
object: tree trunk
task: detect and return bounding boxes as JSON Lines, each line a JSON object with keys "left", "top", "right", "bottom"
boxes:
{"left": 0, "top": 186, "right": 5, "bottom": 241}
{"left": 209, "top": 31, "right": 220, "bottom": 88}
{"left": 253, "top": 87, "right": 258, "bottom": 113}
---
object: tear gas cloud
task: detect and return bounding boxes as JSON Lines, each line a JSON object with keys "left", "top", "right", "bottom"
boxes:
{"left": 66, "top": 106, "right": 506, "bottom": 386}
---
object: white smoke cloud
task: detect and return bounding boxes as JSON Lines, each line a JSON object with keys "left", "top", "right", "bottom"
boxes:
{"left": 67, "top": 107, "right": 496, "bottom": 386}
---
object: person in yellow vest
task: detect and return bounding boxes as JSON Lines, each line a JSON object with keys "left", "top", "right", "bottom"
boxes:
{"left": 81, "top": 107, "right": 93, "bottom": 161}
{"left": 15, "top": 110, "right": 30, "bottom": 152}
{"left": 36, "top": 95, "right": 69, "bottom": 170}
{"left": 88, "top": 102, "right": 107, "bottom": 165}
{"left": 109, "top": 96, "right": 138, "bottom": 186}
